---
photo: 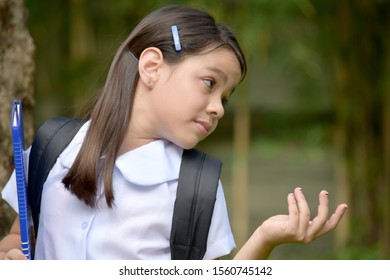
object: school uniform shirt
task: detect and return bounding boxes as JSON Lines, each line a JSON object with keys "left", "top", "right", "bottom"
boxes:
{"left": 1, "top": 121, "right": 236, "bottom": 260}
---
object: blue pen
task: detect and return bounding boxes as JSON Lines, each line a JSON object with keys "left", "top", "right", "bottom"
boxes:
{"left": 11, "top": 100, "right": 35, "bottom": 260}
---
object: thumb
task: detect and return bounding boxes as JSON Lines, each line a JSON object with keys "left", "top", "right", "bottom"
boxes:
{"left": 4, "top": 249, "right": 28, "bottom": 260}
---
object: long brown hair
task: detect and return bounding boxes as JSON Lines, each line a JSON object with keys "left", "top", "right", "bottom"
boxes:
{"left": 62, "top": 4, "right": 247, "bottom": 208}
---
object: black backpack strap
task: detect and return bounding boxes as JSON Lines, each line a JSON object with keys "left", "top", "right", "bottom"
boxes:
{"left": 170, "top": 148, "right": 222, "bottom": 260}
{"left": 28, "top": 117, "right": 86, "bottom": 236}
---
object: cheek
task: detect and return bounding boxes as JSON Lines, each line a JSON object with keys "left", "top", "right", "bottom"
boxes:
{"left": 173, "top": 90, "right": 204, "bottom": 111}
{"left": 160, "top": 76, "right": 205, "bottom": 113}
{"left": 209, "top": 120, "right": 219, "bottom": 135}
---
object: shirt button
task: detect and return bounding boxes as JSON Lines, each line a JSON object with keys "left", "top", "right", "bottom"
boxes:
{"left": 81, "top": 222, "right": 89, "bottom": 230}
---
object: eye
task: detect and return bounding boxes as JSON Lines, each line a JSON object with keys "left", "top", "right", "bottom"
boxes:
{"left": 203, "top": 79, "right": 215, "bottom": 89}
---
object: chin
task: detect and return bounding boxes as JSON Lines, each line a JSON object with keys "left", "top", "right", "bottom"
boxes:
{"left": 174, "top": 139, "right": 200, "bottom": 150}
{"left": 179, "top": 143, "right": 198, "bottom": 150}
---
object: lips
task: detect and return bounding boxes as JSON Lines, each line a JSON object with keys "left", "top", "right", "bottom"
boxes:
{"left": 195, "top": 120, "right": 212, "bottom": 135}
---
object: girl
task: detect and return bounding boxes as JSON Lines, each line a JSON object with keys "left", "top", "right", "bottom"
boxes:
{"left": 0, "top": 4, "right": 347, "bottom": 260}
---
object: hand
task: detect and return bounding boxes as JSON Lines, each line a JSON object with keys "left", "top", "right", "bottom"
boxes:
{"left": 2, "top": 249, "right": 28, "bottom": 260}
{"left": 258, "top": 187, "right": 348, "bottom": 247}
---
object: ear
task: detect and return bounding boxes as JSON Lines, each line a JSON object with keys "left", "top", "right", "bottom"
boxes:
{"left": 138, "top": 47, "right": 164, "bottom": 88}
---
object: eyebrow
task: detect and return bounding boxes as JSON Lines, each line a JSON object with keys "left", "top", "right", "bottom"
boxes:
{"left": 206, "top": 67, "right": 228, "bottom": 83}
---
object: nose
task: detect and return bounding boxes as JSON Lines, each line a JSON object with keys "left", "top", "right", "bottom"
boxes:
{"left": 206, "top": 97, "right": 225, "bottom": 119}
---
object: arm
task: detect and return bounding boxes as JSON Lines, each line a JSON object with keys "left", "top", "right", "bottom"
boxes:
{"left": 233, "top": 187, "right": 348, "bottom": 260}
{"left": 0, "top": 216, "right": 27, "bottom": 260}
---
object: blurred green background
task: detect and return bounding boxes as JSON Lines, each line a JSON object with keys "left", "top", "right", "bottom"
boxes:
{"left": 1, "top": 0, "right": 389, "bottom": 259}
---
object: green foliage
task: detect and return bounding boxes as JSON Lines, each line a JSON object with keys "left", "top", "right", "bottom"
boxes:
{"left": 22, "top": 0, "right": 390, "bottom": 259}
{"left": 338, "top": 246, "right": 381, "bottom": 260}
{"left": 25, "top": 0, "right": 333, "bottom": 133}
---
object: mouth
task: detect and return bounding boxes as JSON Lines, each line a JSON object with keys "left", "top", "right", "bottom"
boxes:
{"left": 195, "top": 120, "right": 212, "bottom": 135}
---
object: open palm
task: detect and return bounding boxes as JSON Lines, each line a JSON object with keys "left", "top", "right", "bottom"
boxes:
{"left": 258, "top": 187, "right": 348, "bottom": 246}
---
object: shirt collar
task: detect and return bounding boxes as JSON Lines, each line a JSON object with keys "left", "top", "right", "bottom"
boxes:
{"left": 59, "top": 121, "right": 183, "bottom": 186}
{"left": 115, "top": 139, "right": 182, "bottom": 186}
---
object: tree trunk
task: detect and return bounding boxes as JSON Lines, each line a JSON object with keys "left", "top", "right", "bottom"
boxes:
{"left": 231, "top": 78, "right": 250, "bottom": 250}
{"left": 381, "top": 30, "right": 390, "bottom": 259}
{"left": 0, "top": 0, "right": 35, "bottom": 238}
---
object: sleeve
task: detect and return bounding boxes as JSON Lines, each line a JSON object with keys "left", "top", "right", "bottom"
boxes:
{"left": 1, "top": 147, "right": 31, "bottom": 213}
{"left": 203, "top": 180, "right": 236, "bottom": 259}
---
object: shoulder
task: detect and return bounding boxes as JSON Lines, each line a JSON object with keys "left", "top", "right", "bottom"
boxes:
{"left": 58, "top": 120, "right": 90, "bottom": 169}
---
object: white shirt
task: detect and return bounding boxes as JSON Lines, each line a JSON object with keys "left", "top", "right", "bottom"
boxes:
{"left": 1, "top": 121, "right": 236, "bottom": 259}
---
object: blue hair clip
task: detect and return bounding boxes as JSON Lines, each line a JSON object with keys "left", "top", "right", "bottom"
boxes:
{"left": 171, "top": 25, "right": 182, "bottom": 52}
{"left": 128, "top": 50, "right": 139, "bottom": 62}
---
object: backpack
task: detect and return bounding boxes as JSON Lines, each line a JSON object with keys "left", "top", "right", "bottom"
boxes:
{"left": 27, "top": 117, "right": 222, "bottom": 260}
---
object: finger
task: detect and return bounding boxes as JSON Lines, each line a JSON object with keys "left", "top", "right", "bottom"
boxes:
{"left": 306, "top": 190, "right": 330, "bottom": 239}
{"left": 287, "top": 192, "right": 299, "bottom": 231}
{"left": 316, "top": 203, "right": 348, "bottom": 238}
{"left": 4, "top": 249, "right": 27, "bottom": 260}
{"left": 293, "top": 187, "right": 311, "bottom": 237}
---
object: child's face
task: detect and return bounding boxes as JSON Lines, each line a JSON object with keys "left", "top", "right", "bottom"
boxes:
{"left": 149, "top": 48, "right": 242, "bottom": 149}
